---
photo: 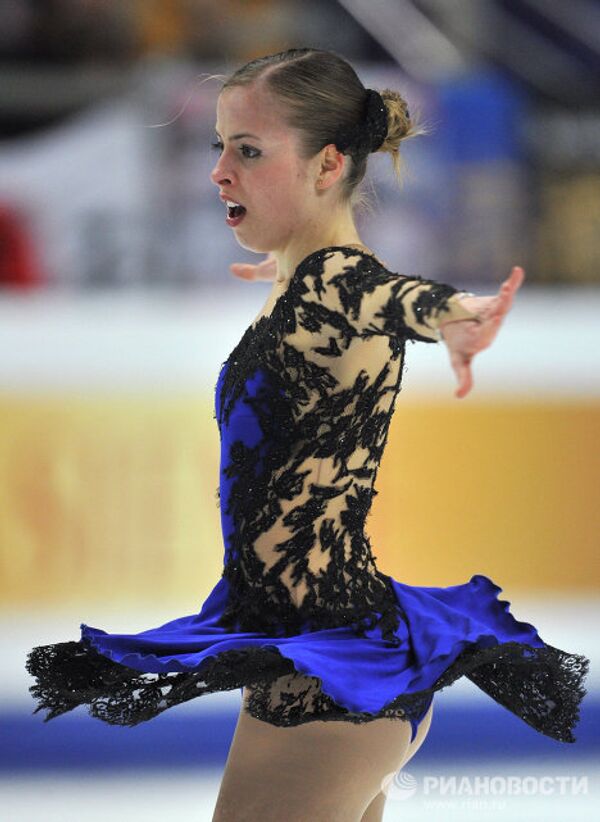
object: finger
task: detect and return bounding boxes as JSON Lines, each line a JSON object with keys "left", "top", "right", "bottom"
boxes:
{"left": 492, "top": 267, "right": 525, "bottom": 316}
{"left": 455, "top": 358, "right": 473, "bottom": 399}
{"left": 501, "top": 267, "right": 525, "bottom": 299}
{"left": 511, "top": 265, "right": 525, "bottom": 286}
{"left": 230, "top": 263, "right": 255, "bottom": 280}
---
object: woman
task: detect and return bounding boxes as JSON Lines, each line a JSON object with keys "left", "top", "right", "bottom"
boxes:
{"left": 27, "top": 49, "right": 589, "bottom": 822}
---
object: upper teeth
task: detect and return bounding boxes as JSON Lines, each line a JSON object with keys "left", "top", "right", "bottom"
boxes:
{"left": 226, "top": 200, "right": 241, "bottom": 207}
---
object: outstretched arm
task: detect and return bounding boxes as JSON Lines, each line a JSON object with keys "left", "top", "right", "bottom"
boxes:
{"left": 439, "top": 266, "right": 525, "bottom": 399}
{"left": 233, "top": 248, "right": 524, "bottom": 401}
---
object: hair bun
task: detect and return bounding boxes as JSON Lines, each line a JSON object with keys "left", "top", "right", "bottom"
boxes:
{"left": 364, "top": 89, "right": 389, "bottom": 152}
{"left": 334, "top": 88, "right": 389, "bottom": 156}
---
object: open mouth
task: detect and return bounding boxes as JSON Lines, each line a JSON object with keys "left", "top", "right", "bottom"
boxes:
{"left": 225, "top": 203, "right": 247, "bottom": 227}
{"left": 227, "top": 204, "right": 245, "bottom": 218}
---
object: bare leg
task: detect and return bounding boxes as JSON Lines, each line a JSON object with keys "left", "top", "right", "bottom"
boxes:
{"left": 359, "top": 791, "right": 387, "bottom": 822}
{"left": 212, "top": 675, "right": 415, "bottom": 822}
{"left": 396, "top": 699, "right": 434, "bottom": 770}
{"left": 359, "top": 700, "right": 434, "bottom": 822}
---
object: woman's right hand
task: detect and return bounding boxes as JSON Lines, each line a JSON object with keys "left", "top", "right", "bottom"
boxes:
{"left": 230, "top": 252, "right": 278, "bottom": 282}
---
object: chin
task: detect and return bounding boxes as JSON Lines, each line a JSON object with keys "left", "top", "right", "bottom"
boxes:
{"left": 237, "top": 236, "right": 276, "bottom": 255}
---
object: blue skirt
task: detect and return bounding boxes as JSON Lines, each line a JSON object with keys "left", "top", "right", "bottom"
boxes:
{"left": 26, "top": 572, "right": 589, "bottom": 744}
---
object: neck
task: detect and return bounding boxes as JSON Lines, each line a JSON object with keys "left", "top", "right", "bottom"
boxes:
{"left": 273, "top": 214, "right": 365, "bottom": 284}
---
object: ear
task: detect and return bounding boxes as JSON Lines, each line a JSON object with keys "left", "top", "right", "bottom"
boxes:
{"left": 317, "top": 143, "right": 346, "bottom": 189}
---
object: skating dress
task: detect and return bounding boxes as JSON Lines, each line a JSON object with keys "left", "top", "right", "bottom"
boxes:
{"left": 26, "top": 245, "right": 589, "bottom": 744}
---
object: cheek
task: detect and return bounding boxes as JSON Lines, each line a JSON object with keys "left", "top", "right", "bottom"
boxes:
{"left": 260, "top": 170, "right": 292, "bottom": 201}
{"left": 258, "top": 162, "right": 306, "bottom": 204}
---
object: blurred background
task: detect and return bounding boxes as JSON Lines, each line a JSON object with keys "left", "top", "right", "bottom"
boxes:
{"left": 1, "top": 1, "right": 599, "bottom": 820}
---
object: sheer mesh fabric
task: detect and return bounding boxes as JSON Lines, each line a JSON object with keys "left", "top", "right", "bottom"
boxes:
{"left": 214, "top": 246, "right": 481, "bottom": 642}
{"left": 26, "top": 246, "right": 589, "bottom": 743}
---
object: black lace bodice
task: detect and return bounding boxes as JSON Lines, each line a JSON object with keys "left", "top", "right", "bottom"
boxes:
{"left": 25, "top": 245, "right": 589, "bottom": 744}
{"left": 214, "top": 245, "right": 480, "bottom": 643}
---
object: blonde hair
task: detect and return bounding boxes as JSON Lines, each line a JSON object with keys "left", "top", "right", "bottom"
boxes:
{"left": 218, "top": 47, "right": 429, "bottom": 214}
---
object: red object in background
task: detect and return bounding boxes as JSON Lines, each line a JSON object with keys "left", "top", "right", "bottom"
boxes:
{"left": 0, "top": 202, "right": 45, "bottom": 288}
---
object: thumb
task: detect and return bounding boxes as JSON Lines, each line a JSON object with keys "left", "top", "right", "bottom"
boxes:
{"left": 230, "top": 263, "right": 256, "bottom": 280}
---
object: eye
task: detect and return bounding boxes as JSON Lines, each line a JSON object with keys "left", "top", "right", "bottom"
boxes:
{"left": 240, "top": 144, "right": 261, "bottom": 159}
{"left": 210, "top": 140, "right": 261, "bottom": 160}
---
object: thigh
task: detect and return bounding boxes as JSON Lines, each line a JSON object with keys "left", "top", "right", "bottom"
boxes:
{"left": 212, "top": 675, "right": 414, "bottom": 822}
{"left": 397, "top": 697, "right": 434, "bottom": 769}
{"left": 359, "top": 700, "right": 435, "bottom": 822}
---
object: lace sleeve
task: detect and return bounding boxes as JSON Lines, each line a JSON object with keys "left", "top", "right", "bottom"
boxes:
{"left": 284, "top": 247, "right": 482, "bottom": 350}
{"left": 387, "top": 285, "right": 483, "bottom": 342}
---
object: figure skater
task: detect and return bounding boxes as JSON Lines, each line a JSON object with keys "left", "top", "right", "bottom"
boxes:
{"left": 26, "top": 48, "right": 589, "bottom": 822}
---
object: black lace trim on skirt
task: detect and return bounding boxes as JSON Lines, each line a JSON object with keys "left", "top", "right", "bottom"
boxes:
{"left": 25, "top": 637, "right": 589, "bottom": 744}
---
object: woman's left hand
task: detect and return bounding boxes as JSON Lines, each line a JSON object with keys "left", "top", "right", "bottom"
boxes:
{"left": 440, "top": 266, "right": 525, "bottom": 399}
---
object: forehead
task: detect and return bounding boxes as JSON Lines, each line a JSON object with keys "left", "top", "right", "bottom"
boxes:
{"left": 215, "top": 85, "right": 289, "bottom": 140}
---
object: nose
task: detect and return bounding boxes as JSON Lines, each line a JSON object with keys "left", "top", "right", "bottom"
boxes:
{"left": 210, "top": 154, "right": 234, "bottom": 187}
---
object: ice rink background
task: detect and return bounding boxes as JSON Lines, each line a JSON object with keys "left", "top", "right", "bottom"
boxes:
{"left": 1, "top": 1, "right": 599, "bottom": 817}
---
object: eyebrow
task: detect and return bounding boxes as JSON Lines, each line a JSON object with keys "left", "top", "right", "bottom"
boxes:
{"left": 214, "top": 129, "right": 262, "bottom": 141}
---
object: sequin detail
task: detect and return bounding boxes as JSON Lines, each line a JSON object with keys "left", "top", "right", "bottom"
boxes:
{"left": 25, "top": 246, "right": 589, "bottom": 744}
{"left": 335, "top": 88, "right": 389, "bottom": 155}
{"left": 213, "top": 247, "right": 477, "bottom": 643}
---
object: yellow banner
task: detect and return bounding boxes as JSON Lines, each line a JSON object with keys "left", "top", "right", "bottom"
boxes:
{"left": 1, "top": 395, "right": 598, "bottom": 608}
